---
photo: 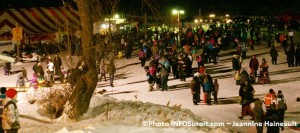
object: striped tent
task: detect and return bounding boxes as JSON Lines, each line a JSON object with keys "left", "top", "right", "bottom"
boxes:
{"left": 0, "top": 7, "right": 80, "bottom": 36}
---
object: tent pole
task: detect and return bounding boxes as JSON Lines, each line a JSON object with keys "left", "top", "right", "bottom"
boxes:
{"left": 67, "top": 19, "right": 71, "bottom": 57}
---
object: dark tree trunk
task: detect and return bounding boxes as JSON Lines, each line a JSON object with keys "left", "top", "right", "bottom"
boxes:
{"left": 65, "top": 0, "right": 98, "bottom": 120}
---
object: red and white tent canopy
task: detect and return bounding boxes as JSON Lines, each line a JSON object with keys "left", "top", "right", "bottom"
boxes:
{"left": 0, "top": 7, "right": 80, "bottom": 36}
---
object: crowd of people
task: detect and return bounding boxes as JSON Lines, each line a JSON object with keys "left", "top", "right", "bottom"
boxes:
{"left": 1, "top": 18, "right": 299, "bottom": 132}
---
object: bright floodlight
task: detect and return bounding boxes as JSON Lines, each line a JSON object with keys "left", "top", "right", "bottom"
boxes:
{"left": 172, "top": 9, "right": 184, "bottom": 14}
{"left": 209, "top": 14, "right": 215, "bottom": 18}
{"left": 225, "top": 14, "right": 230, "bottom": 17}
{"left": 114, "top": 14, "right": 120, "bottom": 19}
{"left": 194, "top": 19, "right": 199, "bottom": 23}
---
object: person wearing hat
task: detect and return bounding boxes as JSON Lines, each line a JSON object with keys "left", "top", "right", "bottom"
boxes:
{"left": 264, "top": 89, "right": 276, "bottom": 109}
{"left": 2, "top": 88, "right": 20, "bottom": 132}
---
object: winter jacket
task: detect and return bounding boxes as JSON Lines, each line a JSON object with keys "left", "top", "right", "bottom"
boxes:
{"left": 249, "top": 58, "right": 259, "bottom": 70}
{"left": 138, "top": 50, "right": 146, "bottom": 59}
{"left": 232, "top": 58, "right": 241, "bottom": 70}
{"left": 203, "top": 75, "right": 213, "bottom": 92}
{"left": 54, "top": 57, "right": 62, "bottom": 68}
{"left": 106, "top": 63, "right": 116, "bottom": 75}
{"left": 191, "top": 77, "right": 200, "bottom": 94}
{"left": 253, "top": 100, "right": 265, "bottom": 123}
{"left": 270, "top": 46, "right": 278, "bottom": 58}
{"left": 239, "top": 84, "right": 254, "bottom": 104}
{"left": 159, "top": 65, "right": 169, "bottom": 77}
{"left": 2, "top": 98, "right": 20, "bottom": 130}
{"left": 149, "top": 66, "right": 156, "bottom": 77}
{"left": 264, "top": 93, "right": 276, "bottom": 107}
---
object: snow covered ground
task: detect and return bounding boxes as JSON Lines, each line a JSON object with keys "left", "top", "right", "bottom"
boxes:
{"left": 1, "top": 40, "right": 300, "bottom": 132}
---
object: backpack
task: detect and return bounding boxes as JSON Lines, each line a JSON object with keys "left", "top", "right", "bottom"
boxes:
{"left": 277, "top": 99, "right": 287, "bottom": 110}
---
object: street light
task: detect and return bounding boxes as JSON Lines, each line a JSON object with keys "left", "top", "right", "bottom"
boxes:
{"left": 209, "top": 14, "right": 215, "bottom": 18}
{"left": 172, "top": 9, "right": 184, "bottom": 34}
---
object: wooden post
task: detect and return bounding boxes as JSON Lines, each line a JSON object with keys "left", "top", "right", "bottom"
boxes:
{"left": 15, "top": 23, "right": 20, "bottom": 62}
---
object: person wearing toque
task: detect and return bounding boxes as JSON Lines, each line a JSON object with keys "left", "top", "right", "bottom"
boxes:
{"left": 2, "top": 88, "right": 20, "bottom": 133}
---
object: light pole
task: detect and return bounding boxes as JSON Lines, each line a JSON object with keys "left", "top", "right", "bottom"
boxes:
{"left": 172, "top": 9, "right": 184, "bottom": 34}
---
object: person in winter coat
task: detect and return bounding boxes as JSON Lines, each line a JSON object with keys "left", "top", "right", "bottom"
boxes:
{"left": 276, "top": 90, "right": 287, "bottom": 129}
{"left": 260, "top": 58, "right": 269, "bottom": 82}
{"left": 144, "top": 66, "right": 155, "bottom": 91}
{"left": 106, "top": 61, "right": 116, "bottom": 87}
{"left": 148, "top": 61, "right": 157, "bottom": 91}
{"left": 211, "top": 45, "right": 219, "bottom": 64}
{"left": 197, "top": 56, "right": 204, "bottom": 68}
{"left": 232, "top": 54, "right": 241, "bottom": 74}
{"left": 249, "top": 69, "right": 256, "bottom": 84}
{"left": 2, "top": 88, "right": 20, "bottom": 132}
{"left": 151, "top": 42, "right": 159, "bottom": 58}
{"left": 21, "top": 67, "right": 29, "bottom": 82}
{"left": 178, "top": 56, "right": 186, "bottom": 81}
{"left": 191, "top": 43, "right": 197, "bottom": 61}
{"left": 202, "top": 73, "right": 214, "bottom": 105}
{"left": 158, "top": 63, "right": 169, "bottom": 91}
{"left": 0, "top": 87, "right": 7, "bottom": 132}
{"left": 253, "top": 99, "right": 265, "bottom": 133}
{"left": 53, "top": 54, "right": 62, "bottom": 75}
{"left": 239, "top": 81, "right": 255, "bottom": 120}
{"left": 46, "top": 59, "right": 54, "bottom": 83}
{"left": 33, "top": 62, "right": 44, "bottom": 80}
{"left": 4, "top": 62, "right": 11, "bottom": 76}
{"left": 249, "top": 55, "right": 259, "bottom": 77}
{"left": 241, "top": 42, "right": 248, "bottom": 59}
{"left": 270, "top": 45, "right": 279, "bottom": 65}
{"left": 286, "top": 45, "right": 295, "bottom": 67}
{"left": 266, "top": 103, "right": 284, "bottom": 133}
{"left": 16, "top": 74, "right": 26, "bottom": 88}
{"left": 264, "top": 89, "right": 276, "bottom": 109}
{"left": 191, "top": 73, "right": 201, "bottom": 105}
{"left": 295, "top": 45, "right": 300, "bottom": 66}
{"left": 171, "top": 54, "right": 179, "bottom": 79}
{"left": 138, "top": 48, "right": 147, "bottom": 67}
{"left": 239, "top": 68, "right": 249, "bottom": 85}
{"left": 198, "top": 64, "right": 205, "bottom": 75}
{"left": 213, "top": 79, "right": 219, "bottom": 104}
{"left": 99, "top": 65, "right": 107, "bottom": 82}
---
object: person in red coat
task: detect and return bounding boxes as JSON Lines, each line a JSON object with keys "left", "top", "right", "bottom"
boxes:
{"left": 249, "top": 55, "right": 259, "bottom": 77}
{"left": 198, "top": 65, "right": 205, "bottom": 75}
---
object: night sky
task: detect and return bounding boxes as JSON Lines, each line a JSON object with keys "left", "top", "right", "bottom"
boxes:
{"left": 1, "top": 0, "right": 300, "bottom": 16}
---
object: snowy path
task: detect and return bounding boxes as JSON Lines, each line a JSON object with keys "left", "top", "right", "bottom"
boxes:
{"left": 95, "top": 44, "right": 300, "bottom": 132}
